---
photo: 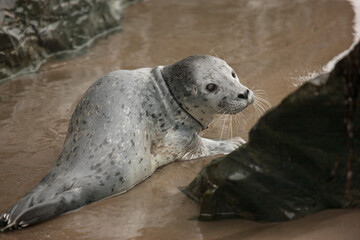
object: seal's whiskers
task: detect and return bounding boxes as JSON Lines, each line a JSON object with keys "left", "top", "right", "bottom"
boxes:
{"left": 253, "top": 101, "right": 265, "bottom": 119}
{"left": 255, "top": 96, "right": 271, "bottom": 109}
{"left": 235, "top": 112, "right": 247, "bottom": 127}
{"left": 219, "top": 112, "right": 229, "bottom": 141}
{"left": 252, "top": 89, "right": 272, "bottom": 119}
{"left": 208, "top": 110, "right": 227, "bottom": 129}
{"left": 229, "top": 115, "right": 233, "bottom": 140}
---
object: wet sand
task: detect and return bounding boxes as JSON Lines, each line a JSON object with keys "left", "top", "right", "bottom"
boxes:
{"left": 0, "top": 0, "right": 358, "bottom": 239}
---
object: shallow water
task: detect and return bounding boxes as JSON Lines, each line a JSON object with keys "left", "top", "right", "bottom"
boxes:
{"left": 0, "top": 0, "right": 359, "bottom": 239}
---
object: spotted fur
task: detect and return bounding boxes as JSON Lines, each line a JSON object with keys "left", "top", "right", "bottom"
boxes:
{"left": 0, "top": 55, "right": 253, "bottom": 231}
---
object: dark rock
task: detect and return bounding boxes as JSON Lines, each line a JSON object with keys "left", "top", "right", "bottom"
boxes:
{"left": 183, "top": 42, "right": 360, "bottom": 222}
{"left": 0, "top": 0, "right": 139, "bottom": 81}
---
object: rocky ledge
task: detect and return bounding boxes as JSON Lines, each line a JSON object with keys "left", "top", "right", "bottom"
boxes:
{"left": 183, "top": 42, "right": 360, "bottom": 222}
{"left": 0, "top": 0, "right": 137, "bottom": 81}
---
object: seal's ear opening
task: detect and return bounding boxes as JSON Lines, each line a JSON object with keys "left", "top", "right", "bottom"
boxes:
{"left": 193, "top": 86, "right": 198, "bottom": 95}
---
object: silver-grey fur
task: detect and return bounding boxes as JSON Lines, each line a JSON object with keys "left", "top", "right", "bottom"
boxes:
{"left": 0, "top": 55, "right": 254, "bottom": 231}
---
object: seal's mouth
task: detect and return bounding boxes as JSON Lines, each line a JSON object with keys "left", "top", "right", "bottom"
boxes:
{"left": 219, "top": 99, "right": 252, "bottom": 114}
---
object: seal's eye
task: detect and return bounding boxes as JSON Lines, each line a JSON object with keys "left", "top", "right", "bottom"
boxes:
{"left": 231, "top": 71, "right": 236, "bottom": 78}
{"left": 206, "top": 83, "right": 218, "bottom": 92}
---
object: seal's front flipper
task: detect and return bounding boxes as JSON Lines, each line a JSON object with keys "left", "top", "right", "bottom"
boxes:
{"left": 182, "top": 137, "right": 246, "bottom": 160}
{"left": 202, "top": 137, "right": 246, "bottom": 156}
{"left": 0, "top": 188, "right": 83, "bottom": 232}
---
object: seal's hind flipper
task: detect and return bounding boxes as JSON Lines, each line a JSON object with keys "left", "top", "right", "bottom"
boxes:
{"left": 1, "top": 188, "right": 83, "bottom": 232}
{"left": 0, "top": 214, "right": 9, "bottom": 228}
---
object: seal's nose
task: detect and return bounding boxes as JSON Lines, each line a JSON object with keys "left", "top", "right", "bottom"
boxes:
{"left": 237, "top": 89, "right": 249, "bottom": 99}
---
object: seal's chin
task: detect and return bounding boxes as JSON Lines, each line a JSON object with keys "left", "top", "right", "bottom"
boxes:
{"left": 220, "top": 100, "right": 250, "bottom": 114}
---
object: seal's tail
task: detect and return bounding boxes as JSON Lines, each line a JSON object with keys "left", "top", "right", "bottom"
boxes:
{"left": 0, "top": 185, "right": 84, "bottom": 232}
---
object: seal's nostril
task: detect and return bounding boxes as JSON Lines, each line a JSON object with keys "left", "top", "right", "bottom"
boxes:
{"left": 238, "top": 93, "right": 245, "bottom": 99}
{"left": 238, "top": 89, "right": 249, "bottom": 99}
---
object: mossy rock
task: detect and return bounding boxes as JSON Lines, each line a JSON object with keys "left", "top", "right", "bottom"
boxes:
{"left": 0, "top": 0, "right": 138, "bottom": 80}
{"left": 183, "top": 43, "right": 360, "bottom": 222}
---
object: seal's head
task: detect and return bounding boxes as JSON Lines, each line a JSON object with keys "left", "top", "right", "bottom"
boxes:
{"left": 162, "top": 55, "right": 254, "bottom": 129}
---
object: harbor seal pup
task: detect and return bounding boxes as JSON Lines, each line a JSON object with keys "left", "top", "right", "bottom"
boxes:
{"left": 0, "top": 55, "right": 254, "bottom": 231}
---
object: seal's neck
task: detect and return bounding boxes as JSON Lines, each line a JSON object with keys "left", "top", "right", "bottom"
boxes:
{"left": 161, "top": 64, "right": 216, "bottom": 130}
{"left": 151, "top": 66, "right": 204, "bottom": 132}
